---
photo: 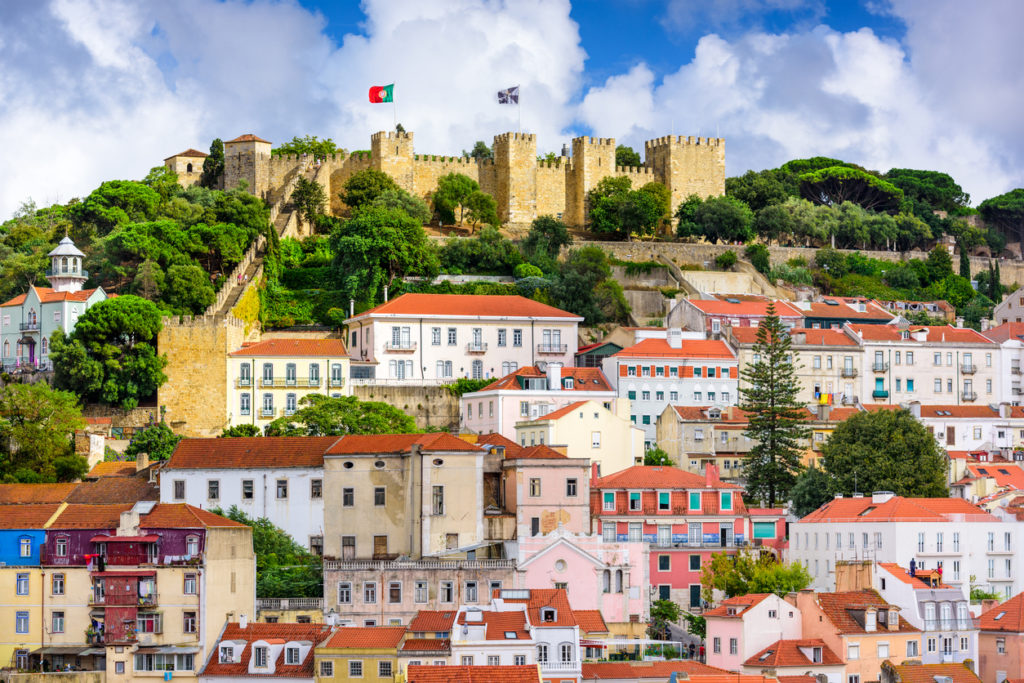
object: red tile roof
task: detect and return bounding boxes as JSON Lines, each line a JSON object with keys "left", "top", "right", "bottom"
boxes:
{"left": 593, "top": 465, "right": 736, "bottom": 490}
{"left": 574, "top": 609, "right": 608, "bottom": 634}
{"left": 882, "top": 662, "right": 982, "bottom": 683}
{"left": 0, "top": 286, "right": 101, "bottom": 307}
{"left": 500, "top": 588, "right": 577, "bottom": 627}
{"left": 202, "top": 622, "right": 330, "bottom": 678}
{"left": 322, "top": 626, "right": 406, "bottom": 649}
{"left": 164, "top": 148, "right": 208, "bottom": 160}
{"left": 979, "top": 592, "right": 1024, "bottom": 632}
{"left": 703, "top": 593, "right": 773, "bottom": 618}
{"left": 457, "top": 610, "right": 530, "bottom": 640}
{"left": 227, "top": 134, "right": 271, "bottom": 144}
{"left": 86, "top": 461, "right": 138, "bottom": 478}
{"left": 48, "top": 504, "right": 133, "bottom": 529}
{"left": 848, "top": 323, "right": 995, "bottom": 344}
{"left": 877, "top": 563, "right": 951, "bottom": 589}
{"left": 799, "top": 495, "right": 995, "bottom": 523}
{"left": 507, "top": 444, "right": 568, "bottom": 460}
{"left": 65, "top": 477, "right": 158, "bottom": 504}
{"left": 965, "top": 463, "right": 1024, "bottom": 491}
{"left": 0, "top": 504, "right": 60, "bottom": 528}
{"left": 230, "top": 339, "right": 348, "bottom": 357}
{"left": 743, "top": 638, "right": 842, "bottom": 667}
{"left": 351, "top": 293, "right": 581, "bottom": 320}
{"left": 165, "top": 436, "right": 340, "bottom": 470}
{"left": 580, "top": 661, "right": 729, "bottom": 679}
{"left": 142, "top": 504, "right": 248, "bottom": 528}
{"left": 407, "top": 665, "right": 541, "bottom": 683}
{"left": 613, "top": 338, "right": 736, "bottom": 359}
{"left": 476, "top": 366, "right": 613, "bottom": 393}
{"left": 687, "top": 299, "right": 803, "bottom": 317}
{"left": 326, "top": 432, "right": 483, "bottom": 455}
{"left": 731, "top": 327, "right": 857, "bottom": 346}
{"left": 919, "top": 405, "right": 1000, "bottom": 418}
{"left": 472, "top": 433, "right": 524, "bottom": 458}
{"left": 816, "top": 590, "right": 918, "bottom": 634}
{"left": 400, "top": 638, "right": 450, "bottom": 652}
{"left": 528, "top": 400, "right": 590, "bottom": 422}
{"left": 408, "top": 610, "right": 458, "bottom": 632}
{"left": 0, "top": 483, "right": 77, "bottom": 504}
{"left": 982, "top": 321, "right": 1024, "bottom": 343}
{"left": 801, "top": 299, "right": 893, "bottom": 321}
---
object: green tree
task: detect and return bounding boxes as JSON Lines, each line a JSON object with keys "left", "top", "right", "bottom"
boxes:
{"left": 521, "top": 215, "right": 572, "bottom": 271}
{"left": 925, "top": 245, "right": 954, "bottom": 284}
{"left": 125, "top": 422, "right": 182, "bottom": 462}
{"left": 744, "top": 243, "right": 771, "bottom": 275}
{"left": 434, "top": 173, "right": 481, "bottom": 225}
{"left": 958, "top": 247, "right": 971, "bottom": 278}
{"left": 739, "top": 303, "right": 810, "bottom": 507}
{"left": 886, "top": 168, "right": 970, "bottom": 212}
{"left": 0, "top": 383, "right": 86, "bottom": 483}
{"left": 199, "top": 138, "right": 225, "bottom": 189}
{"left": 643, "top": 446, "right": 674, "bottom": 466}
{"left": 265, "top": 394, "right": 417, "bottom": 436}
{"left": 329, "top": 206, "right": 440, "bottom": 305}
{"left": 291, "top": 177, "right": 327, "bottom": 231}
{"left": 700, "top": 550, "right": 811, "bottom": 602}
{"left": 164, "top": 264, "right": 216, "bottom": 314}
{"left": 799, "top": 166, "right": 904, "bottom": 213}
{"left": 464, "top": 141, "right": 493, "bottom": 160}
{"left": 70, "top": 180, "right": 161, "bottom": 237}
{"left": 980, "top": 188, "right": 1024, "bottom": 245}
{"left": 821, "top": 409, "right": 948, "bottom": 497}
{"left": 443, "top": 378, "right": 493, "bottom": 397}
{"left": 439, "top": 226, "right": 522, "bottom": 275}
{"left": 694, "top": 196, "right": 754, "bottom": 244}
{"left": 364, "top": 189, "right": 432, "bottom": 225}
{"left": 753, "top": 203, "right": 794, "bottom": 245}
{"left": 675, "top": 194, "right": 704, "bottom": 240}
{"left": 272, "top": 135, "right": 338, "bottom": 159}
{"left": 132, "top": 259, "right": 164, "bottom": 300}
{"left": 715, "top": 250, "right": 737, "bottom": 270}
{"left": 587, "top": 176, "right": 632, "bottom": 236}
{"left": 548, "top": 246, "right": 629, "bottom": 325}
{"left": 726, "top": 169, "right": 795, "bottom": 212}
{"left": 216, "top": 506, "right": 321, "bottom": 598}
{"left": 50, "top": 295, "right": 168, "bottom": 409}
{"left": 648, "top": 599, "right": 681, "bottom": 640}
{"left": 681, "top": 613, "right": 706, "bottom": 639}
{"left": 142, "top": 166, "right": 181, "bottom": 202}
{"left": 221, "top": 424, "right": 262, "bottom": 437}
{"left": 790, "top": 465, "right": 834, "bottom": 517}
{"left": 340, "top": 169, "right": 400, "bottom": 211}
{"left": 464, "top": 190, "right": 500, "bottom": 229}
{"left": 615, "top": 145, "right": 642, "bottom": 168}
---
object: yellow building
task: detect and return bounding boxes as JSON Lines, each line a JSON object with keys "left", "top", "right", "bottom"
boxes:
{"left": 228, "top": 338, "right": 350, "bottom": 429}
{"left": 314, "top": 626, "right": 405, "bottom": 683}
{"left": 512, "top": 399, "right": 642, "bottom": 476}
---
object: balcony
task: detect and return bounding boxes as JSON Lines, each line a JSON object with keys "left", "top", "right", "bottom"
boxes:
{"left": 537, "top": 343, "right": 568, "bottom": 354}
{"left": 872, "top": 390, "right": 889, "bottom": 399}
{"left": 962, "top": 391, "right": 978, "bottom": 402}
{"left": 257, "top": 597, "right": 324, "bottom": 611}
{"left": 329, "top": 377, "right": 345, "bottom": 388}
{"left": 259, "top": 377, "right": 322, "bottom": 388}
{"left": 236, "top": 377, "right": 252, "bottom": 388}
{"left": 46, "top": 268, "right": 89, "bottom": 278}
{"left": 384, "top": 341, "right": 417, "bottom": 352}
{"left": 841, "top": 367, "right": 858, "bottom": 378}
{"left": 19, "top": 322, "right": 39, "bottom": 332}
{"left": 466, "top": 342, "right": 488, "bottom": 354}
{"left": 540, "top": 661, "right": 580, "bottom": 673}
{"left": 961, "top": 364, "right": 977, "bottom": 375}
{"left": 872, "top": 362, "right": 889, "bottom": 372}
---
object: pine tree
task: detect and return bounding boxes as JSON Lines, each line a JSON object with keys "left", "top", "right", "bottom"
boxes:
{"left": 739, "top": 302, "right": 810, "bottom": 507}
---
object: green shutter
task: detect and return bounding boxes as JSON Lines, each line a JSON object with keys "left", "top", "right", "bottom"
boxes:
{"left": 753, "top": 522, "right": 776, "bottom": 539}
{"left": 689, "top": 491, "right": 700, "bottom": 510}
{"left": 721, "top": 492, "right": 732, "bottom": 510}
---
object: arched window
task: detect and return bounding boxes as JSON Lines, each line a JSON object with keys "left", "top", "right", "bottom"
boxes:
{"left": 61, "top": 257, "right": 68, "bottom": 274}
{"left": 615, "top": 570, "right": 623, "bottom": 593}
{"left": 186, "top": 162, "right": 193, "bottom": 173}
{"left": 602, "top": 570, "right": 610, "bottom": 593}
{"left": 559, "top": 643, "right": 573, "bottom": 663}
{"left": 41, "top": 338, "right": 47, "bottom": 355}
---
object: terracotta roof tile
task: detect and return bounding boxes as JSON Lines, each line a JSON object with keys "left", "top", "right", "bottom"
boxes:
{"left": 66, "top": 477, "right": 158, "bottom": 504}
{"left": 164, "top": 148, "right": 208, "bottom": 160}
{"left": 703, "top": 594, "right": 773, "bottom": 618}
{"left": 0, "top": 286, "right": 101, "bottom": 307}
{"left": 849, "top": 323, "right": 996, "bottom": 344}
{"left": 731, "top": 327, "right": 857, "bottom": 346}
{"left": 877, "top": 563, "right": 951, "bottom": 589}
{"left": 457, "top": 610, "right": 530, "bottom": 640}
{"left": 0, "top": 483, "right": 77, "bottom": 504}
{"left": 593, "top": 465, "right": 735, "bottom": 491}
{"left": 979, "top": 591, "right": 1024, "bottom": 632}
{"left": 966, "top": 464, "right": 1024, "bottom": 492}
{"left": 801, "top": 299, "right": 893, "bottom": 321}
{"left": 86, "top": 461, "right": 138, "bottom": 478}
{"left": 580, "top": 661, "right": 730, "bottom": 679}
{"left": 407, "top": 665, "right": 541, "bottom": 683}
{"left": 982, "top": 322, "right": 1024, "bottom": 343}
{"left": 142, "top": 504, "right": 247, "bottom": 528}
{"left": 350, "top": 293, "right": 581, "bottom": 320}
{"left": 49, "top": 504, "right": 133, "bottom": 529}
{"left": 800, "top": 495, "right": 995, "bottom": 523}
{"left": 527, "top": 400, "right": 590, "bottom": 422}
{"left": 230, "top": 339, "right": 348, "bottom": 357}
{"left": 325, "top": 433, "right": 482, "bottom": 455}
{"left": 408, "top": 610, "right": 457, "bottom": 632}
{"left": 472, "top": 433, "right": 524, "bottom": 458}
{"left": 816, "top": 590, "right": 918, "bottom": 634}
{"left": 507, "top": 444, "right": 567, "bottom": 460}
{"left": 475, "top": 366, "right": 613, "bottom": 393}
{"left": 201, "top": 622, "right": 330, "bottom": 678}
{"left": 613, "top": 338, "right": 736, "bottom": 359}
{"left": 0, "top": 503, "right": 60, "bottom": 528}
{"left": 322, "top": 626, "right": 406, "bottom": 649}
{"left": 743, "top": 639, "right": 842, "bottom": 667}
{"left": 882, "top": 662, "right": 982, "bottom": 683}
{"left": 500, "top": 588, "right": 576, "bottom": 627}
{"left": 165, "top": 436, "right": 340, "bottom": 470}
{"left": 400, "top": 638, "right": 450, "bottom": 652}
{"left": 574, "top": 609, "right": 608, "bottom": 634}
{"left": 226, "top": 134, "right": 271, "bottom": 144}
{"left": 919, "top": 405, "right": 1001, "bottom": 418}
{"left": 687, "top": 299, "right": 804, "bottom": 317}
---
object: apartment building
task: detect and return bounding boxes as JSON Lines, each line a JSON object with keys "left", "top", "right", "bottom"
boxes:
{"left": 603, "top": 329, "right": 738, "bottom": 445}
{"left": 501, "top": 444, "right": 590, "bottom": 539}
{"left": 704, "top": 594, "right": 804, "bottom": 672}
{"left": 313, "top": 626, "right": 406, "bottom": 683}
{"left": 227, "top": 338, "right": 350, "bottom": 428}
{"left": 982, "top": 321, "right": 1024, "bottom": 405}
{"left": 845, "top": 324, "right": 1000, "bottom": 406}
{"left": 200, "top": 620, "right": 331, "bottom": 683}
{"left": 909, "top": 404, "right": 1024, "bottom": 452}
{"left": 993, "top": 286, "right": 1024, "bottom": 326}
{"left": 977, "top": 591, "right": 1024, "bottom": 683}
{"left": 669, "top": 298, "right": 803, "bottom": 335}
{"left": 344, "top": 294, "right": 582, "bottom": 383}
{"left": 793, "top": 298, "right": 894, "bottom": 329}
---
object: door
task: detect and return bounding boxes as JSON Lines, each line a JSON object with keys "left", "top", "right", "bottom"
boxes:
{"left": 658, "top": 585, "right": 671, "bottom": 601}
{"left": 531, "top": 518, "right": 540, "bottom": 536}
{"left": 689, "top": 585, "right": 701, "bottom": 608}
{"left": 720, "top": 524, "right": 732, "bottom": 547}
{"left": 373, "top": 535, "right": 388, "bottom": 558}
{"left": 947, "top": 426, "right": 955, "bottom": 446}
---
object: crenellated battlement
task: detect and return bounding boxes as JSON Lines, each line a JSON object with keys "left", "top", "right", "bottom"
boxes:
{"left": 370, "top": 130, "right": 414, "bottom": 143}
{"left": 616, "top": 165, "right": 653, "bottom": 175}
{"left": 413, "top": 154, "right": 482, "bottom": 164}
{"left": 574, "top": 136, "right": 616, "bottom": 147}
{"left": 645, "top": 135, "right": 725, "bottom": 149}
{"left": 537, "top": 158, "right": 566, "bottom": 169}
{"left": 162, "top": 314, "right": 247, "bottom": 329}
{"left": 494, "top": 132, "right": 537, "bottom": 144}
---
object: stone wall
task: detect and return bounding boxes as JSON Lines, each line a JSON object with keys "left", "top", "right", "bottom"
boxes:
{"left": 536, "top": 160, "right": 567, "bottom": 217}
{"left": 81, "top": 404, "right": 159, "bottom": 429}
{"left": 350, "top": 384, "right": 459, "bottom": 431}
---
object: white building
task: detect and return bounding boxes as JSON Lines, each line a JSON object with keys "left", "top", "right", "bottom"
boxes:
{"left": 0, "top": 236, "right": 106, "bottom": 370}
{"left": 992, "top": 286, "right": 1024, "bottom": 326}
{"left": 161, "top": 436, "right": 338, "bottom": 553}
{"left": 982, "top": 322, "right": 1024, "bottom": 405}
{"left": 790, "top": 492, "right": 1024, "bottom": 599}
{"left": 603, "top": 329, "right": 739, "bottom": 445}
{"left": 344, "top": 293, "right": 582, "bottom": 383}
{"left": 909, "top": 404, "right": 1023, "bottom": 452}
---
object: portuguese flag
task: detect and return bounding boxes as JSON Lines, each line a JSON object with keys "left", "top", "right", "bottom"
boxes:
{"left": 369, "top": 84, "right": 394, "bottom": 103}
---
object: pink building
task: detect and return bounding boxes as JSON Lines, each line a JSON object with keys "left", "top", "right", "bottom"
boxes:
{"left": 978, "top": 592, "right": 1024, "bottom": 683}
{"left": 589, "top": 464, "right": 786, "bottom": 609}
{"left": 502, "top": 444, "right": 590, "bottom": 538}
{"left": 671, "top": 298, "right": 804, "bottom": 335}
{"left": 704, "top": 594, "right": 803, "bottom": 672}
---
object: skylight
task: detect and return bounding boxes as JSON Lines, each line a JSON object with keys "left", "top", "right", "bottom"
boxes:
{"left": 759, "top": 650, "right": 774, "bottom": 661}
{"left": 726, "top": 298, "right": 741, "bottom": 304}
{"left": 505, "top": 631, "right": 518, "bottom": 638}
{"left": 995, "top": 612, "right": 1006, "bottom": 620}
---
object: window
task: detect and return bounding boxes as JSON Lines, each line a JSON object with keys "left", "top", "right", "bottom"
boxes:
{"left": 720, "top": 491, "right": 732, "bottom": 510}
{"left": 461, "top": 656, "right": 474, "bottom": 666}
{"left": 186, "top": 535, "right": 199, "bottom": 556}
{"left": 928, "top": 638, "right": 937, "bottom": 653}
{"left": 670, "top": 391, "right": 678, "bottom": 400}
{"left": 388, "top": 581, "right": 402, "bottom": 603}
{"left": 310, "top": 536, "right": 323, "bottom": 557}
{"left": 514, "top": 655, "right": 526, "bottom": 665}
{"left": 935, "top": 378, "right": 942, "bottom": 392}
{"left": 465, "top": 581, "right": 478, "bottom": 602}
{"left": 440, "top": 581, "right": 454, "bottom": 603}
{"left": 136, "top": 612, "right": 162, "bottom": 633}
{"left": 431, "top": 327, "right": 441, "bottom": 345}
{"left": 729, "top": 638, "right": 737, "bottom": 655}
{"left": 285, "top": 393, "right": 297, "bottom": 415}
{"left": 16, "top": 573, "right": 28, "bottom": 595}
{"left": 51, "top": 611, "right": 64, "bottom": 633}
{"left": 447, "top": 328, "right": 457, "bottom": 345}
{"left": 338, "top": 582, "right": 352, "bottom": 604}
{"left": 641, "top": 390, "right": 651, "bottom": 400}
{"left": 689, "top": 491, "right": 701, "bottom": 510}
{"left": 848, "top": 677, "right": 861, "bottom": 683}
{"left": 566, "top": 478, "right": 578, "bottom": 496}
{"left": 603, "top": 522, "right": 616, "bottom": 542}
{"left": 277, "top": 479, "right": 288, "bottom": 498}
{"left": 658, "top": 491, "right": 670, "bottom": 511}
{"left": 487, "top": 655, "right": 500, "bottom": 666}
{"left": 51, "top": 573, "right": 65, "bottom": 596}
{"left": 378, "top": 661, "right": 392, "bottom": 678}
{"left": 349, "top": 660, "right": 363, "bottom": 677}
{"left": 471, "top": 360, "right": 483, "bottom": 379}
{"left": 513, "top": 329, "right": 523, "bottom": 346}
{"left": 374, "top": 487, "right": 386, "bottom": 506}
{"left": 629, "top": 492, "right": 641, "bottom": 510}
{"left": 628, "top": 522, "right": 642, "bottom": 542}
{"left": 174, "top": 480, "right": 185, "bottom": 500}
{"left": 207, "top": 479, "right": 220, "bottom": 501}
{"left": 659, "top": 555, "right": 670, "bottom": 571}
{"left": 184, "top": 611, "right": 197, "bottom": 634}
{"left": 907, "top": 379, "right": 914, "bottom": 391}
{"left": 713, "top": 637, "right": 721, "bottom": 654}
{"left": 560, "top": 643, "right": 573, "bottom": 663}
{"left": 997, "top": 637, "right": 1006, "bottom": 654}
{"left": 343, "top": 488, "right": 354, "bottom": 507}
{"left": 363, "top": 582, "right": 377, "bottom": 603}
{"left": 414, "top": 581, "right": 428, "bottom": 603}
{"left": 907, "top": 640, "right": 919, "bottom": 657}
{"left": 877, "top": 642, "right": 889, "bottom": 658}
{"left": 320, "top": 661, "right": 334, "bottom": 677}
{"left": 847, "top": 643, "right": 859, "bottom": 660}
{"left": 918, "top": 532, "right": 925, "bottom": 552}
{"left": 432, "top": 486, "right": 445, "bottom": 515}
{"left": 15, "top": 611, "right": 28, "bottom": 634}
{"left": 184, "top": 573, "right": 197, "bottom": 594}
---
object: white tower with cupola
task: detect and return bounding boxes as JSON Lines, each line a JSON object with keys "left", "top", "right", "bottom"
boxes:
{"left": 46, "top": 236, "right": 87, "bottom": 293}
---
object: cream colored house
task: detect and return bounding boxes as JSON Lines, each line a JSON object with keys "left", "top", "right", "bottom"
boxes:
{"left": 227, "top": 338, "right": 350, "bottom": 429}
{"left": 512, "top": 399, "right": 642, "bottom": 475}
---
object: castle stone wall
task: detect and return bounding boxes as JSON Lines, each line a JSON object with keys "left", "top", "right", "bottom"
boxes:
{"left": 536, "top": 160, "right": 567, "bottom": 218}
{"left": 164, "top": 156, "right": 204, "bottom": 188}
{"left": 223, "top": 140, "right": 272, "bottom": 199}
{"left": 350, "top": 384, "right": 459, "bottom": 431}
{"left": 645, "top": 136, "right": 726, "bottom": 209}
{"left": 269, "top": 155, "right": 304, "bottom": 192}
{"left": 411, "top": 155, "right": 484, "bottom": 204}
{"left": 494, "top": 132, "right": 538, "bottom": 223}
{"left": 328, "top": 153, "right": 373, "bottom": 214}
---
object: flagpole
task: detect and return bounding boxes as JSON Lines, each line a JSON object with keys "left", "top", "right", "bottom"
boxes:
{"left": 393, "top": 83, "right": 397, "bottom": 130}
{"left": 518, "top": 84, "right": 522, "bottom": 133}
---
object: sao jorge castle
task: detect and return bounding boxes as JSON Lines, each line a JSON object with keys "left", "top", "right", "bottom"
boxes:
{"left": 165, "top": 128, "right": 726, "bottom": 226}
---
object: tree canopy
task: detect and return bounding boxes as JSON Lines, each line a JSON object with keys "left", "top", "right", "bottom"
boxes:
{"left": 125, "top": 422, "right": 182, "bottom": 461}
{"left": 0, "top": 383, "right": 87, "bottom": 483}
{"left": 264, "top": 394, "right": 418, "bottom": 436}
{"left": 799, "top": 166, "right": 904, "bottom": 213}
{"left": 339, "top": 169, "right": 400, "bottom": 211}
{"left": 615, "top": 145, "right": 642, "bottom": 168}
{"left": 700, "top": 550, "right": 811, "bottom": 602}
{"left": 199, "top": 138, "right": 224, "bottom": 189}
{"left": 291, "top": 177, "right": 327, "bottom": 231}
{"left": 979, "top": 188, "right": 1024, "bottom": 244}
{"left": 271, "top": 135, "right": 338, "bottom": 159}
{"left": 886, "top": 168, "right": 970, "bottom": 212}
{"left": 521, "top": 215, "right": 572, "bottom": 272}
{"left": 587, "top": 177, "right": 666, "bottom": 239}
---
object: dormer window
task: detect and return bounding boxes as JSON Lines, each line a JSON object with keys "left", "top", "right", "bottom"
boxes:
{"left": 888, "top": 610, "right": 898, "bottom": 626}
{"left": 219, "top": 646, "right": 234, "bottom": 664}
{"left": 563, "top": 378, "right": 574, "bottom": 390}
{"left": 253, "top": 646, "right": 268, "bottom": 668}
{"left": 865, "top": 609, "right": 877, "bottom": 632}
{"left": 541, "top": 608, "right": 556, "bottom": 622}
{"left": 504, "top": 631, "right": 518, "bottom": 639}
{"left": 812, "top": 647, "right": 822, "bottom": 663}
{"left": 285, "top": 647, "right": 300, "bottom": 665}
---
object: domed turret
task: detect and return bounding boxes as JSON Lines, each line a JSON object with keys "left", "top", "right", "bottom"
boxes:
{"left": 47, "top": 236, "right": 87, "bottom": 293}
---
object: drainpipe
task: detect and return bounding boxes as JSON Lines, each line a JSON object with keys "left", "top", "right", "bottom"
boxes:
{"left": 41, "top": 570, "right": 46, "bottom": 658}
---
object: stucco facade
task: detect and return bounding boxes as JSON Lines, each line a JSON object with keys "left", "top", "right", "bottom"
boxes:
{"left": 705, "top": 594, "right": 803, "bottom": 672}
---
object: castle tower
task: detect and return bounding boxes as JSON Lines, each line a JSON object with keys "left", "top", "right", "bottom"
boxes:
{"left": 564, "top": 136, "right": 616, "bottom": 227}
{"left": 223, "top": 134, "right": 272, "bottom": 198}
{"left": 492, "top": 132, "right": 538, "bottom": 224}
{"left": 46, "top": 236, "right": 87, "bottom": 293}
{"left": 163, "top": 148, "right": 208, "bottom": 189}
{"left": 644, "top": 135, "right": 726, "bottom": 210}
{"left": 370, "top": 130, "right": 415, "bottom": 192}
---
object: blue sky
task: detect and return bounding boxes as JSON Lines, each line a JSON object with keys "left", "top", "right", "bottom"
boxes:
{"left": 0, "top": 0, "right": 1021, "bottom": 218}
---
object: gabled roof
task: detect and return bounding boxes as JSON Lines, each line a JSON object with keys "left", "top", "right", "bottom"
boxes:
{"left": 226, "top": 134, "right": 271, "bottom": 144}
{"left": 964, "top": 463, "right": 1024, "bottom": 491}
{"left": 816, "top": 590, "right": 918, "bottom": 634}
{"left": 1, "top": 287, "right": 101, "bottom": 307}
{"left": 982, "top": 321, "right": 1024, "bottom": 343}
{"left": 201, "top": 622, "right": 330, "bottom": 678}
{"left": 321, "top": 626, "right": 406, "bottom": 649}
{"left": 882, "top": 661, "right": 982, "bottom": 683}
{"left": 164, "top": 148, "right": 208, "bottom": 160}
{"left": 877, "top": 563, "right": 951, "bottom": 589}
{"left": 574, "top": 609, "right": 608, "bottom": 634}
{"left": 799, "top": 495, "right": 995, "bottom": 523}
{"left": 743, "top": 639, "right": 842, "bottom": 667}
{"left": 801, "top": 299, "right": 893, "bottom": 321}
{"left": 407, "top": 665, "right": 541, "bottom": 683}
{"left": 848, "top": 323, "right": 995, "bottom": 344}
{"left": 408, "top": 610, "right": 458, "bottom": 632}
{"left": 612, "top": 338, "right": 736, "bottom": 359}
{"left": 165, "top": 436, "right": 340, "bottom": 470}
{"left": 325, "top": 433, "right": 483, "bottom": 455}
{"left": 456, "top": 610, "right": 530, "bottom": 640}
{"left": 475, "top": 366, "right": 613, "bottom": 393}
{"left": 527, "top": 400, "right": 589, "bottom": 422}
{"left": 500, "top": 588, "right": 577, "bottom": 627}
{"left": 580, "top": 661, "right": 730, "bottom": 679}
{"left": 686, "top": 299, "right": 803, "bottom": 317}
{"left": 918, "top": 405, "right": 1001, "bottom": 418}
{"left": 731, "top": 326, "right": 857, "bottom": 346}
{"left": 349, "top": 293, "right": 582, "bottom": 321}
{"left": 593, "top": 465, "right": 738, "bottom": 490}
{"left": 472, "top": 433, "right": 524, "bottom": 458}
{"left": 141, "top": 504, "right": 247, "bottom": 529}
{"left": 979, "top": 591, "right": 1024, "bottom": 632}
{"left": 0, "top": 483, "right": 77, "bottom": 504}
{"left": 48, "top": 504, "right": 133, "bottom": 529}
{"left": 703, "top": 594, "right": 773, "bottom": 618}
{"left": 0, "top": 504, "right": 61, "bottom": 529}
{"left": 66, "top": 476, "right": 158, "bottom": 504}
{"left": 86, "top": 461, "right": 138, "bottom": 478}
{"left": 400, "top": 638, "right": 450, "bottom": 652}
{"left": 507, "top": 444, "right": 568, "bottom": 460}
{"left": 230, "top": 339, "right": 348, "bottom": 357}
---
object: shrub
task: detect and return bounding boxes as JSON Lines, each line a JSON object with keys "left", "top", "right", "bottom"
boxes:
{"left": 715, "top": 250, "right": 738, "bottom": 270}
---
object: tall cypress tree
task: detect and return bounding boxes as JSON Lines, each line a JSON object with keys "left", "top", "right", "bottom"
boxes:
{"left": 959, "top": 247, "right": 970, "bottom": 279}
{"left": 739, "top": 302, "right": 810, "bottom": 507}
{"left": 994, "top": 260, "right": 1002, "bottom": 302}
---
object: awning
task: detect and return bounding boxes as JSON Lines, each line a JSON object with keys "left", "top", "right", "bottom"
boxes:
{"left": 79, "top": 649, "right": 105, "bottom": 657}
{"left": 580, "top": 639, "right": 607, "bottom": 647}
{"left": 90, "top": 535, "right": 160, "bottom": 543}
{"left": 32, "top": 646, "right": 90, "bottom": 655}
{"left": 134, "top": 646, "right": 200, "bottom": 654}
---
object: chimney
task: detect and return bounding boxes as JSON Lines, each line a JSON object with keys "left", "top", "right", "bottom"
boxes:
{"left": 956, "top": 316, "right": 964, "bottom": 328}
{"left": 546, "top": 362, "right": 562, "bottom": 391}
{"left": 872, "top": 491, "right": 895, "bottom": 504}
{"left": 349, "top": 298, "right": 355, "bottom": 318}
{"left": 667, "top": 328, "right": 683, "bottom": 349}
{"left": 136, "top": 452, "right": 150, "bottom": 472}
{"left": 591, "top": 462, "right": 600, "bottom": 482}
{"left": 705, "top": 463, "right": 720, "bottom": 487}
{"left": 817, "top": 404, "right": 831, "bottom": 421}
{"left": 383, "top": 285, "right": 389, "bottom": 302}
{"left": 982, "top": 598, "right": 1000, "bottom": 613}
{"left": 239, "top": 614, "right": 248, "bottom": 629}
{"left": 981, "top": 318, "right": 990, "bottom": 332}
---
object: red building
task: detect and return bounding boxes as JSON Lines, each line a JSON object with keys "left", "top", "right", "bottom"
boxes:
{"left": 589, "top": 465, "right": 785, "bottom": 610}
